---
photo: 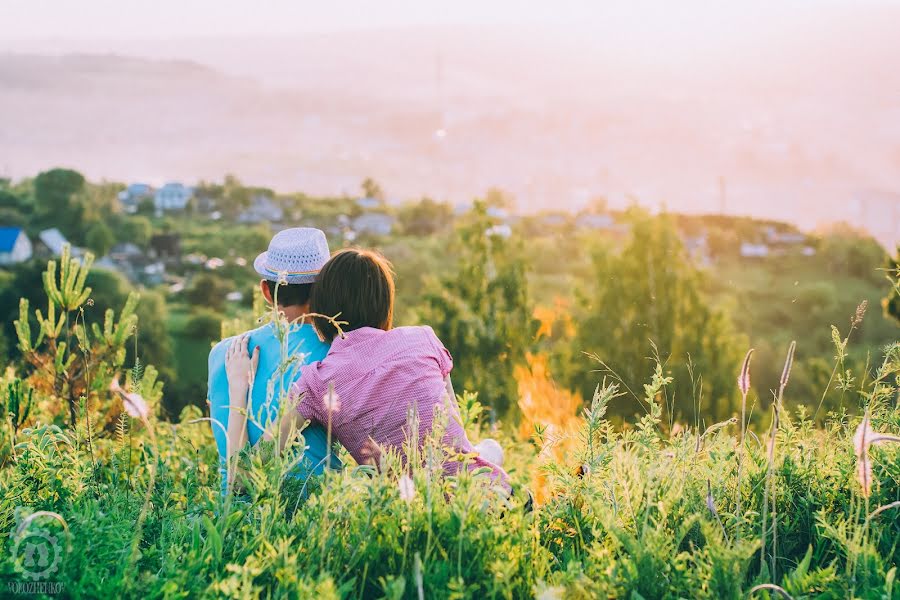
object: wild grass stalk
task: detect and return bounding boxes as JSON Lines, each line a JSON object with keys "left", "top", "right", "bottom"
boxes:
{"left": 761, "top": 341, "right": 795, "bottom": 581}
{"left": 736, "top": 348, "right": 754, "bottom": 541}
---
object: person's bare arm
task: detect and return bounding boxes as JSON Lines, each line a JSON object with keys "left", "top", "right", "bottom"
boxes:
{"left": 261, "top": 397, "right": 304, "bottom": 454}
{"left": 224, "top": 334, "right": 259, "bottom": 488}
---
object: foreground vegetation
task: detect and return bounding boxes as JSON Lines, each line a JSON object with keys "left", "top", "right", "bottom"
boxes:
{"left": 1, "top": 251, "right": 899, "bottom": 598}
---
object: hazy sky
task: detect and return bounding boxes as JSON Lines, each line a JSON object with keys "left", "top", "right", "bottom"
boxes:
{"left": 2, "top": 0, "right": 881, "bottom": 40}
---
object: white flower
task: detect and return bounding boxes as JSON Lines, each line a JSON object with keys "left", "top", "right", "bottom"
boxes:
{"left": 110, "top": 375, "right": 149, "bottom": 420}
{"left": 854, "top": 410, "right": 900, "bottom": 497}
{"left": 398, "top": 474, "right": 416, "bottom": 503}
{"left": 323, "top": 382, "right": 341, "bottom": 413}
{"left": 474, "top": 438, "right": 504, "bottom": 467}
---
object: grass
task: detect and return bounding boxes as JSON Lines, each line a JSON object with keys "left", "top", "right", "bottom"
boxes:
{"left": 1, "top": 341, "right": 899, "bottom": 598}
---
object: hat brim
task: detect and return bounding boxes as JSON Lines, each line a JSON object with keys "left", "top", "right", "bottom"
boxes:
{"left": 253, "top": 251, "right": 319, "bottom": 284}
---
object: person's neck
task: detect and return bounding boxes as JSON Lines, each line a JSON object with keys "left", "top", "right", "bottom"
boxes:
{"left": 277, "top": 304, "right": 309, "bottom": 324}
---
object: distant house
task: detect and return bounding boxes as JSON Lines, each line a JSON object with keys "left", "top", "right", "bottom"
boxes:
{"left": 682, "top": 233, "right": 712, "bottom": 267}
{"left": 237, "top": 195, "right": 284, "bottom": 224}
{"left": 118, "top": 183, "right": 154, "bottom": 214}
{"left": 352, "top": 213, "right": 394, "bottom": 237}
{"left": 486, "top": 206, "right": 510, "bottom": 220}
{"left": 541, "top": 213, "right": 569, "bottom": 227}
{"left": 453, "top": 202, "right": 473, "bottom": 216}
{"left": 194, "top": 195, "right": 218, "bottom": 215}
{"left": 37, "top": 228, "right": 81, "bottom": 257}
{"left": 740, "top": 242, "right": 770, "bottom": 258}
{"left": 0, "top": 227, "right": 32, "bottom": 265}
{"left": 154, "top": 182, "right": 193, "bottom": 214}
{"left": 356, "top": 197, "right": 382, "bottom": 210}
{"left": 149, "top": 233, "right": 182, "bottom": 261}
{"left": 765, "top": 226, "right": 806, "bottom": 245}
{"left": 109, "top": 242, "right": 143, "bottom": 260}
{"left": 485, "top": 224, "right": 512, "bottom": 238}
{"left": 577, "top": 214, "right": 615, "bottom": 230}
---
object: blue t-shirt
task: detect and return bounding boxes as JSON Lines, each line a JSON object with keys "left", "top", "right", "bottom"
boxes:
{"left": 207, "top": 321, "right": 341, "bottom": 494}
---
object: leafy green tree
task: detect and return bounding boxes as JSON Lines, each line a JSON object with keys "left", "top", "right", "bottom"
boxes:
{"left": 85, "top": 221, "right": 115, "bottom": 256}
{"left": 184, "top": 309, "right": 223, "bottom": 341}
{"left": 421, "top": 200, "right": 535, "bottom": 416}
{"left": 33, "top": 168, "right": 86, "bottom": 232}
{"left": 136, "top": 197, "right": 156, "bottom": 216}
{"left": 819, "top": 223, "right": 888, "bottom": 284}
{"left": 0, "top": 189, "right": 29, "bottom": 213}
{"left": 484, "top": 187, "right": 515, "bottom": 210}
{"left": 185, "top": 273, "right": 232, "bottom": 312}
{"left": 361, "top": 177, "right": 385, "bottom": 201}
{"left": 0, "top": 207, "right": 27, "bottom": 227}
{"left": 117, "top": 216, "right": 154, "bottom": 248}
{"left": 572, "top": 208, "right": 744, "bottom": 423}
{"left": 398, "top": 197, "right": 453, "bottom": 236}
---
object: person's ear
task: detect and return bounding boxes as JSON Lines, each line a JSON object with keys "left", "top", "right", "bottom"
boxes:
{"left": 260, "top": 280, "right": 273, "bottom": 304}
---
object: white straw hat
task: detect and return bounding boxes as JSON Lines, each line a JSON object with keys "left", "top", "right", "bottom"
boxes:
{"left": 253, "top": 227, "right": 330, "bottom": 284}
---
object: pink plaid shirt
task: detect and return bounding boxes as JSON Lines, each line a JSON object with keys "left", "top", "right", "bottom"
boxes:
{"left": 291, "top": 326, "right": 507, "bottom": 484}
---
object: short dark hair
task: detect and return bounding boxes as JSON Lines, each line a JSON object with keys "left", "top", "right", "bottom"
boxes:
{"left": 310, "top": 248, "right": 394, "bottom": 341}
{"left": 265, "top": 280, "right": 313, "bottom": 307}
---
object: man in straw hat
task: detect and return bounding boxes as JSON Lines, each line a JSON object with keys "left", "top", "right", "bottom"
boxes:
{"left": 207, "top": 227, "right": 339, "bottom": 494}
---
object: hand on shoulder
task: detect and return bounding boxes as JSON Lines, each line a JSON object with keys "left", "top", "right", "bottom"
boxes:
{"left": 225, "top": 334, "right": 260, "bottom": 401}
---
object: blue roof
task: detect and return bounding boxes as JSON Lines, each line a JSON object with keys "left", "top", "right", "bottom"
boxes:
{"left": 0, "top": 227, "right": 23, "bottom": 252}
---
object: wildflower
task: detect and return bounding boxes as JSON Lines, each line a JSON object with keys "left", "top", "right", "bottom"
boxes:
{"left": 854, "top": 410, "right": 900, "bottom": 497}
{"left": 109, "top": 375, "right": 149, "bottom": 420}
{"left": 86, "top": 298, "right": 94, "bottom": 307}
{"left": 705, "top": 479, "right": 717, "bottom": 517}
{"left": 738, "top": 349, "right": 754, "bottom": 396}
{"left": 323, "top": 382, "right": 341, "bottom": 413}
{"left": 398, "top": 474, "right": 415, "bottom": 503}
{"left": 474, "top": 438, "right": 504, "bottom": 466}
{"left": 779, "top": 341, "right": 796, "bottom": 390}
{"left": 851, "top": 300, "right": 868, "bottom": 327}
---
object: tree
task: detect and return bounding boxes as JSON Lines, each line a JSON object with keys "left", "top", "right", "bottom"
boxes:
{"left": 34, "top": 168, "right": 85, "bottom": 212}
{"left": 398, "top": 197, "right": 453, "bottom": 236}
{"left": 184, "top": 309, "right": 223, "bottom": 341}
{"left": 818, "top": 223, "right": 888, "bottom": 284}
{"left": 484, "top": 187, "right": 515, "bottom": 210}
{"left": 85, "top": 221, "right": 115, "bottom": 256}
{"left": 572, "top": 209, "right": 744, "bottom": 423}
{"left": 0, "top": 189, "right": 29, "bottom": 213}
{"left": 421, "top": 200, "right": 535, "bottom": 416}
{"left": 361, "top": 177, "right": 385, "bottom": 201}
{"left": 185, "top": 273, "right": 232, "bottom": 312}
{"left": 136, "top": 197, "right": 155, "bottom": 216}
{"left": 118, "top": 216, "right": 153, "bottom": 248}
